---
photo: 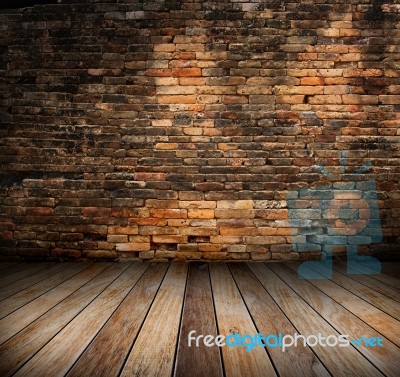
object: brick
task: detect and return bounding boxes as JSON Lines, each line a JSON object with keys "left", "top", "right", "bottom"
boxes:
{"left": 276, "top": 95, "right": 305, "bottom": 104}
{"left": 129, "top": 218, "right": 167, "bottom": 226}
{"left": 146, "top": 69, "right": 173, "bottom": 77}
{"left": 134, "top": 173, "right": 167, "bottom": 181}
{"left": 84, "top": 251, "right": 117, "bottom": 259}
{"left": 179, "top": 227, "right": 218, "bottom": 236}
{"left": 172, "top": 68, "right": 202, "bottom": 77}
{"left": 251, "top": 252, "right": 272, "bottom": 261}
{"left": 108, "top": 226, "right": 138, "bottom": 235}
{"left": 179, "top": 77, "right": 206, "bottom": 86}
{"left": 154, "top": 44, "right": 176, "bottom": 52}
{"left": 150, "top": 209, "right": 187, "bottom": 218}
{"left": 379, "top": 95, "right": 400, "bottom": 105}
{"left": 168, "top": 219, "right": 191, "bottom": 227}
{"left": 158, "top": 95, "right": 197, "bottom": 104}
{"left": 245, "top": 236, "right": 287, "bottom": 245}
{"left": 146, "top": 200, "right": 179, "bottom": 209}
{"left": 26, "top": 207, "right": 54, "bottom": 216}
{"left": 139, "top": 251, "right": 155, "bottom": 260}
{"left": 152, "top": 235, "right": 187, "bottom": 243}
{"left": 107, "top": 235, "right": 128, "bottom": 243}
{"left": 176, "top": 252, "right": 202, "bottom": 260}
{"left": 342, "top": 95, "right": 378, "bottom": 105}
{"left": 155, "top": 143, "right": 179, "bottom": 150}
{"left": 214, "top": 209, "right": 255, "bottom": 219}
{"left": 219, "top": 227, "right": 257, "bottom": 236}
{"left": 217, "top": 200, "right": 253, "bottom": 209}
{"left": 210, "top": 236, "right": 243, "bottom": 244}
{"left": 188, "top": 209, "right": 214, "bottom": 219}
{"left": 116, "top": 243, "right": 151, "bottom": 252}
{"left": 224, "top": 245, "right": 247, "bottom": 253}
{"left": 198, "top": 243, "right": 222, "bottom": 252}
{"left": 2, "top": 1, "right": 399, "bottom": 264}
{"left": 179, "top": 201, "right": 216, "bottom": 209}
{"left": 202, "top": 252, "right": 229, "bottom": 260}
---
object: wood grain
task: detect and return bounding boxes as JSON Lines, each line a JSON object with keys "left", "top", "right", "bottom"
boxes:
{"left": 339, "top": 261, "right": 400, "bottom": 290}
{"left": 295, "top": 262, "right": 400, "bottom": 342}
{"left": 174, "top": 263, "right": 223, "bottom": 377}
{"left": 334, "top": 262, "right": 400, "bottom": 303}
{"left": 0, "top": 263, "right": 71, "bottom": 302}
{"left": 0, "top": 263, "right": 56, "bottom": 288}
{"left": 248, "top": 263, "right": 384, "bottom": 377}
{"left": 67, "top": 263, "right": 168, "bottom": 377}
{"left": 210, "top": 263, "right": 277, "bottom": 377}
{"left": 273, "top": 263, "right": 400, "bottom": 377}
{"left": 0, "top": 263, "right": 84, "bottom": 319}
{"left": 14, "top": 262, "right": 148, "bottom": 377}
{"left": 0, "top": 263, "right": 130, "bottom": 377}
{"left": 229, "top": 263, "right": 329, "bottom": 377}
{"left": 120, "top": 263, "right": 188, "bottom": 377}
{"left": 0, "top": 262, "right": 108, "bottom": 344}
{"left": 0, "top": 262, "right": 21, "bottom": 273}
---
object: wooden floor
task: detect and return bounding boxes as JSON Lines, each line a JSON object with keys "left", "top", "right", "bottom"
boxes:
{"left": 0, "top": 261, "right": 399, "bottom": 377}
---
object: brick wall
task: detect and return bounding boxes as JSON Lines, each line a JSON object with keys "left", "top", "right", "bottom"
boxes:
{"left": 0, "top": 0, "right": 399, "bottom": 262}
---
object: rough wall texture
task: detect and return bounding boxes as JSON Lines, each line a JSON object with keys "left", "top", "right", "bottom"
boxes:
{"left": 0, "top": 0, "right": 399, "bottom": 262}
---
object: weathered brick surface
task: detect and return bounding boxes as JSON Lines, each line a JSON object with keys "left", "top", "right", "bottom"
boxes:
{"left": 0, "top": 0, "right": 399, "bottom": 261}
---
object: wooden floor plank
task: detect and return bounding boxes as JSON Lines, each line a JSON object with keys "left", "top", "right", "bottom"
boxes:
{"left": 0, "top": 263, "right": 75, "bottom": 302}
{"left": 0, "top": 263, "right": 130, "bottom": 377}
{"left": 334, "top": 262, "right": 400, "bottom": 303}
{"left": 272, "top": 263, "right": 400, "bottom": 377}
{"left": 302, "top": 262, "right": 400, "bottom": 321}
{"left": 210, "top": 263, "right": 277, "bottom": 377}
{"left": 0, "top": 263, "right": 55, "bottom": 288}
{"left": 14, "top": 262, "right": 148, "bottom": 377}
{"left": 1, "top": 261, "right": 399, "bottom": 377}
{"left": 174, "top": 263, "right": 224, "bottom": 377}
{"left": 0, "top": 263, "right": 32, "bottom": 279}
{"left": 120, "top": 263, "right": 188, "bottom": 377}
{"left": 287, "top": 262, "right": 400, "bottom": 347}
{"left": 0, "top": 263, "right": 85, "bottom": 319}
{"left": 67, "top": 263, "right": 168, "bottom": 377}
{"left": 0, "top": 263, "right": 108, "bottom": 345}
{"left": 0, "top": 262, "right": 21, "bottom": 272}
{"left": 341, "top": 261, "right": 400, "bottom": 290}
{"left": 248, "top": 263, "right": 384, "bottom": 377}
{"left": 229, "top": 263, "right": 330, "bottom": 377}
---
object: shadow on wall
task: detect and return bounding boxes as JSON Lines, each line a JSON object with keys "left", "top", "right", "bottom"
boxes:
{"left": 0, "top": 0, "right": 59, "bottom": 10}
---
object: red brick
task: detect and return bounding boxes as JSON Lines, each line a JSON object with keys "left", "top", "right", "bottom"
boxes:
{"left": 82, "top": 207, "right": 111, "bottom": 217}
{"left": 152, "top": 235, "right": 187, "bottom": 243}
{"left": 172, "top": 68, "right": 202, "bottom": 77}
{"left": 26, "top": 207, "right": 54, "bottom": 216}
{"left": 188, "top": 209, "right": 214, "bottom": 219}
{"left": 108, "top": 226, "right": 138, "bottom": 235}
{"left": 116, "top": 243, "right": 151, "bottom": 252}
{"left": 146, "top": 69, "right": 173, "bottom": 77}
{"left": 134, "top": 173, "right": 167, "bottom": 181}
{"left": 150, "top": 209, "right": 187, "bottom": 218}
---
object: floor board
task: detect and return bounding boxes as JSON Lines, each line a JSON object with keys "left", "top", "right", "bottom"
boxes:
{"left": 0, "top": 263, "right": 55, "bottom": 288}
{"left": 229, "top": 263, "right": 329, "bottom": 377}
{"left": 67, "top": 263, "right": 168, "bottom": 377}
{"left": 120, "top": 263, "right": 188, "bottom": 377}
{"left": 174, "top": 263, "right": 223, "bottom": 377}
{"left": 248, "top": 263, "right": 384, "bottom": 377}
{"left": 210, "top": 263, "right": 277, "bottom": 377}
{"left": 0, "top": 261, "right": 399, "bottom": 377}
